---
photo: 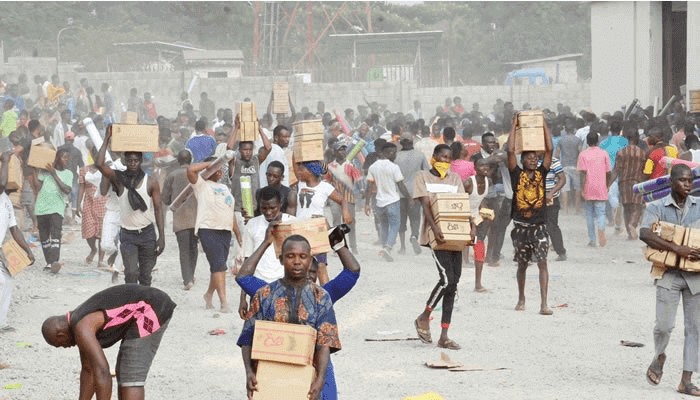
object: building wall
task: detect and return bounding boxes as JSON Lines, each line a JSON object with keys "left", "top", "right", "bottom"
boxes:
{"left": 687, "top": 2, "right": 700, "bottom": 107}
{"left": 73, "top": 71, "right": 590, "bottom": 120}
{"left": 591, "top": 1, "right": 663, "bottom": 114}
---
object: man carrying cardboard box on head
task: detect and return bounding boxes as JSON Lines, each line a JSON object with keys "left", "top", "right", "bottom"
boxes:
{"left": 237, "top": 234, "right": 341, "bottom": 400}
{"left": 640, "top": 164, "right": 700, "bottom": 396}
{"left": 96, "top": 125, "right": 166, "bottom": 286}
{"left": 0, "top": 150, "right": 35, "bottom": 333}
{"left": 506, "top": 114, "right": 554, "bottom": 316}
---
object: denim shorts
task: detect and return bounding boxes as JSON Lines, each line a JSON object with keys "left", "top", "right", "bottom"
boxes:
{"left": 116, "top": 319, "right": 169, "bottom": 387}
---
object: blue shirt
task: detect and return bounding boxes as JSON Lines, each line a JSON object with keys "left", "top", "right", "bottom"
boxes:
{"left": 600, "top": 136, "right": 628, "bottom": 168}
{"left": 237, "top": 268, "right": 360, "bottom": 304}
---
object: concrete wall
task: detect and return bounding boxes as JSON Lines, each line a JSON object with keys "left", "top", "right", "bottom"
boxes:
{"left": 72, "top": 71, "right": 591, "bottom": 120}
{"left": 591, "top": 1, "right": 663, "bottom": 114}
{"left": 687, "top": 2, "right": 700, "bottom": 106}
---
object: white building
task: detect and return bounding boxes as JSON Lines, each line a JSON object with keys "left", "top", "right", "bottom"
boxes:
{"left": 591, "top": 1, "right": 699, "bottom": 114}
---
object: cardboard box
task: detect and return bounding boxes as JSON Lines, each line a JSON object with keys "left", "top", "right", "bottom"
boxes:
{"left": 238, "top": 102, "right": 257, "bottom": 122}
{"left": 690, "top": 90, "right": 700, "bottom": 100}
{"left": 682, "top": 228, "right": 700, "bottom": 271}
{"left": 286, "top": 151, "right": 297, "bottom": 186}
{"left": 644, "top": 221, "right": 685, "bottom": 267}
{"left": 254, "top": 360, "right": 315, "bottom": 400}
{"left": 272, "top": 83, "right": 289, "bottom": 115}
{"left": 4, "top": 154, "right": 22, "bottom": 191}
{"left": 514, "top": 126, "right": 546, "bottom": 153}
{"left": 293, "top": 120, "right": 324, "bottom": 136}
{"left": 239, "top": 120, "right": 259, "bottom": 142}
{"left": 3, "top": 238, "right": 32, "bottom": 277}
{"left": 430, "top": 193, "right": 470, "bottom": 218}
{"left": 272, "top": 218, "right": 330, "bottom": 258}
{"left": 251, "top": 320, "right": 317, "bottom": 365}
{"left": 517, "top": 110, "right": 545, "bottom": 128}
{"left": 120, "top": 111, "right": 138, "bottom": 124}
{"left": 111, "top": 124, "right": 159, "bottom": 152}
{"left": 295, "top": 132, "right": 325, "bottom": 142}
{"left": 293, "top": 140, "right": 324, "bottom": 162}
{"left": 273, "top": 82, "right": 289, "bottom": 92}
{"left": 479, "top": 208, "right": 495, "bottom": 221}
{"left": 427, "top": 217, "right": 472, "bottom": 251}
{"left": 27, "top": 144, "right": 57, "bottom": 169}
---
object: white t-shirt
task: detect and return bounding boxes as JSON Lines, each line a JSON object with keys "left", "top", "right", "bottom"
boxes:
{"left": 0, "top": 193, "right": 17, "bottom": 245}
{"left": 243, "top": 213, "right": 295, "bottom": 283}
{"left": 192, "top": 176, "right": 235, "bottom": 234}
{"left": 296, "top": 181, "right": 335, "bottom": 220}
{"left": 367, "top": 159, "right": 404, "bottom": 207}
{"left": 259, "top": 143, "right": 289, "bottom": 188}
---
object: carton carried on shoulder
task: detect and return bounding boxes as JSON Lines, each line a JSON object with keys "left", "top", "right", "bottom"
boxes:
{"left": 272, "top": 82, "right": 289, "bottom": 115}
{"left": 251, "top": 320, "right": 317, "bottom": 365}
{"left": 27, "top": 139, "right": 57, "bottom": 169}
{"left": 120, "top": 111, "right": 138, "bottom": 124}
{"left": 237, "top": 102, "right": 259, "bottom": 142}
{"left": 111, "top": 124, "right": 159, "bottom": 152}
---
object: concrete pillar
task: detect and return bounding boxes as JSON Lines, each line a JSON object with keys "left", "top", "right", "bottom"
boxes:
{"left": 591, "top": 1, "right": 663, "bottom": 114}
{"left": 687, "top": 2, "right": 700, "bottom": 107}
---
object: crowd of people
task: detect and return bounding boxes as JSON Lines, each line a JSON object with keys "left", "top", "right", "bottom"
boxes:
{"left": 0, "top": 72, "right": 699, "bottom": 398}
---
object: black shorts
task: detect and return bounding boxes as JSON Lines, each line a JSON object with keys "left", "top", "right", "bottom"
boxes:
{"left": 510, "top": 222, "right": 549, "bottom": 264}
{"left": 199, "top": 229, "right": 232, "bottom": 273}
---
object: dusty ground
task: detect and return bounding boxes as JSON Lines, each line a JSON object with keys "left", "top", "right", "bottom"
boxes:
{"left": 0, "top": 209, "right": 694, "bottom": 399}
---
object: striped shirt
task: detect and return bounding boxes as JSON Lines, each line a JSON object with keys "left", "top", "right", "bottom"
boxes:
{"left": 616, "top": 144, "right": 647, "bottom": 205}
{"left": 539, "top": 158, "right": 563, "bottom": 198}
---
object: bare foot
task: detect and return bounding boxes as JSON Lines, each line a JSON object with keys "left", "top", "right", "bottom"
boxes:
{"left": 539, "top": 306, "right": 553, "bottom": 315}
{"left": 220, "top": 305, "right": 232, "bottom": 313}
{"left": 515, "top": 300, "right": 525, "bottom": 311}
{"left": 474, "top": 286, "right": 488, "bottom": 293}
{"left": 203, "top": 293, "right": 214, "bottom": 310}
{"left": 85, "top": 250, "right": 97, "bottom": 264}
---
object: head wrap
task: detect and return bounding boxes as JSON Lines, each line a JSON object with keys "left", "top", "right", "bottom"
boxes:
{"left": 302, "top": 161, "right": 324, "bottom": 177}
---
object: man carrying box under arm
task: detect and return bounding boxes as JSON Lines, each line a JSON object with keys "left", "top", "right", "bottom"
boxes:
{"left": 237, "top": 234, "right": 341, "bottom": 400}
{"left": 640, "top": 164, "right": 700, "bottom": 396}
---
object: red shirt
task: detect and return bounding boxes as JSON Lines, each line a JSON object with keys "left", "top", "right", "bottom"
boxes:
{"left": 463, "top": 139, "right": 481, "bottom": 160}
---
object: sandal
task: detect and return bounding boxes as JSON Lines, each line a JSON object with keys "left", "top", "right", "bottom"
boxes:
{"left": 414, "top": 319, "right": 432, "bottom": 344}
{"left": 646, "top": 353, "right": 665, "bottom": 386}
{"left": 437, "top": 339, "right": 461, "bottom": 350}
{"left": 678, "top": 382, "right": 700, "bottom": 396}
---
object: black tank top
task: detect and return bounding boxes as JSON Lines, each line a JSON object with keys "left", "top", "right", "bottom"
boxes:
{"left": 69, "top": 284, "right": 176, "bottom": 348}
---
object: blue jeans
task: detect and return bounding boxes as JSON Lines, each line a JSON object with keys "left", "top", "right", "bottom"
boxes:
{"left": 584, "top": 200, "right": 606, "bottom": 243}
{"left": 377, "top": 200, "right": 400, "bottom": 250}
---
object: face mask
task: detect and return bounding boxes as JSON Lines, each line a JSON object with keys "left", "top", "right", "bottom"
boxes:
{"left": 430, "top": 157, "right": 451, "bottom": 178}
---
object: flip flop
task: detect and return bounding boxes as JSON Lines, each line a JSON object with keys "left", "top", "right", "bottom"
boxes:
{"left": 678, "top": 382, "right": 700, "bottom": 396}
{"left": 414, "top": 319, "right": 432, "bottom": 344}
{"left": 437, "top": 339, "right": 461, "bottom": 350}
{"left": 646, "top": 353, "right": 665, "bottom": 386}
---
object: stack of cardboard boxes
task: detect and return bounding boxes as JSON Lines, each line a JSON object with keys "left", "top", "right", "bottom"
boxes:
{"left": 428, "top": 193, "right": 472, "bottom": 251}
{"left": 238, "top": 102, "right": 259, "bottom": 142}
{"left": 690, "top": 90, "right": 700, "bottom": 114}
{"left": 514, "top": 110, "right": 546, "bottom": 154}
{"left": 251, "top": 320, "right": 317, "bottom": 399}
{"left": 645, "top": 221, "right": 700, "bottom": 271}
{"left": 292, "top": 120, "right": 324, "bottom": 162}
{"left": 272, "top": 83, "right": 289, "bottom": 115}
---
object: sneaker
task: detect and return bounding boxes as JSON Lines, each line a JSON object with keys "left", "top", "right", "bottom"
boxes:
{"left": 380, "top": 248, "right": 394, "bottom": 262}
{"left": 587, "top": 241, "right": 597, "bottom": 248}
{"left": 410, "top": 236, "right": 422, "bottom": 255}
{"left": 555, "top": 253, "right": 567, "bottom": 261}
{"left": 111, "top": 270, "right": 120, "bottom": 284}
